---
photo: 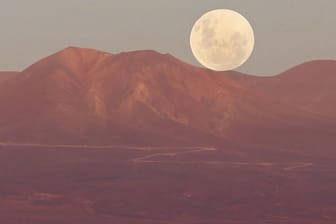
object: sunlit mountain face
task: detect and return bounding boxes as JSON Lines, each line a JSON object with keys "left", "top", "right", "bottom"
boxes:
{"left": 0, "top": 47, "right": 335, "bottom": 148}
{"left": 1, "top": 47, "right": 336, "bottom": 224}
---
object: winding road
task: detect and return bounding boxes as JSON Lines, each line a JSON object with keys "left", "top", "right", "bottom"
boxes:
{"left": 131, "top": 146, "right": 314, "bottom": 171}
{"left": 0, "top": 142, "right": 313, "bottom": 171}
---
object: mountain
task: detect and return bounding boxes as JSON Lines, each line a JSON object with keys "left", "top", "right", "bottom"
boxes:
{"left": 0, "top": 72, "right": 18, "bottom": 83}
{"left": 0, "top": 47, "right": 335, "bottom": 148}
{"left": 226, "top": 60, "right": 336, "bottom": 118}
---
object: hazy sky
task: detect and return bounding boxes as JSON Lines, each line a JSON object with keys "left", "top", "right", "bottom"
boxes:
{"left": 1, "top": 0, "right": 335, "bottom": 75}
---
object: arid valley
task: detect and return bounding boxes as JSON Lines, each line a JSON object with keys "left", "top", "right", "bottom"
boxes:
{"left": 0, "top": 47, "right": 336, "bottom": 223}
{"left": 1, "top": 142, "right": 336, "bottom": 224}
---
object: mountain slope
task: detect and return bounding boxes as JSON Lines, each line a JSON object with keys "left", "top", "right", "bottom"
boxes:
{"left": 0, "top": 72, "right": 18, "bottom": 83}
{"left": 0, "top": 47, "right": 334, "bottom": 147}
{"left": 225, "top": 60, "right": 336, "bottom": 118}
{"left": 0, "top": 47, "right": 239, "bottom": 145}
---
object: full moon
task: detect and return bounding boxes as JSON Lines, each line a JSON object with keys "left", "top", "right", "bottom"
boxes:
{"left": 190, "top": 9, "right": 255, "bottom": 71}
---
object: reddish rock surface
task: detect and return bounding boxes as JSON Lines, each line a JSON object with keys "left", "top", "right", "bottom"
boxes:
{"left": 1, "top": 48, "right": 336, "bottom": 223}
{"left": 0, "top": 47, "right": 334, "bottom": 148}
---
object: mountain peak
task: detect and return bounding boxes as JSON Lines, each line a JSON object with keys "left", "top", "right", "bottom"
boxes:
{"left": 61, "top": 46, "right": 112, "bottom": 57}
{"left": 22, "top": 46, "right": 113, "bottom": 76}
{"left": 56, "top": 46, "right": 113, "bottom": 64}
{"left": 116, "top": 49, "right": 178, "bottom": 62}
{"left": 120, "top": 49, "right": 164, "bottom": 55}
{"left": 0, "top": 47, "right": 335, "bottom": 145}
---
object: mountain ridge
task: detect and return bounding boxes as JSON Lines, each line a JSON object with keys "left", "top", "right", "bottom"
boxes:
{"left": 0, "top": 47, "right": 335, "bottom": 148}
{"left": 227, "top": 60, "right": 336, "bottom": 118}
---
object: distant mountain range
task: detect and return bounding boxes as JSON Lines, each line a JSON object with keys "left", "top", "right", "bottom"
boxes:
{"left": 0, "top": 47, "right": 335, "bottom": 148}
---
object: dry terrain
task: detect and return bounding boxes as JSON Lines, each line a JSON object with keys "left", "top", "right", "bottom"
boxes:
{"left": 1, "top": 143, "right": 336, "bottom": 224}
{"left": 1, "top": 47, "right": 336, "bottom": 223}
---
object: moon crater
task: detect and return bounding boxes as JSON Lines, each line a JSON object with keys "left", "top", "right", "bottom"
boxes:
{"left": 190, "top": 9, "right": 255, "bottom": 71}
